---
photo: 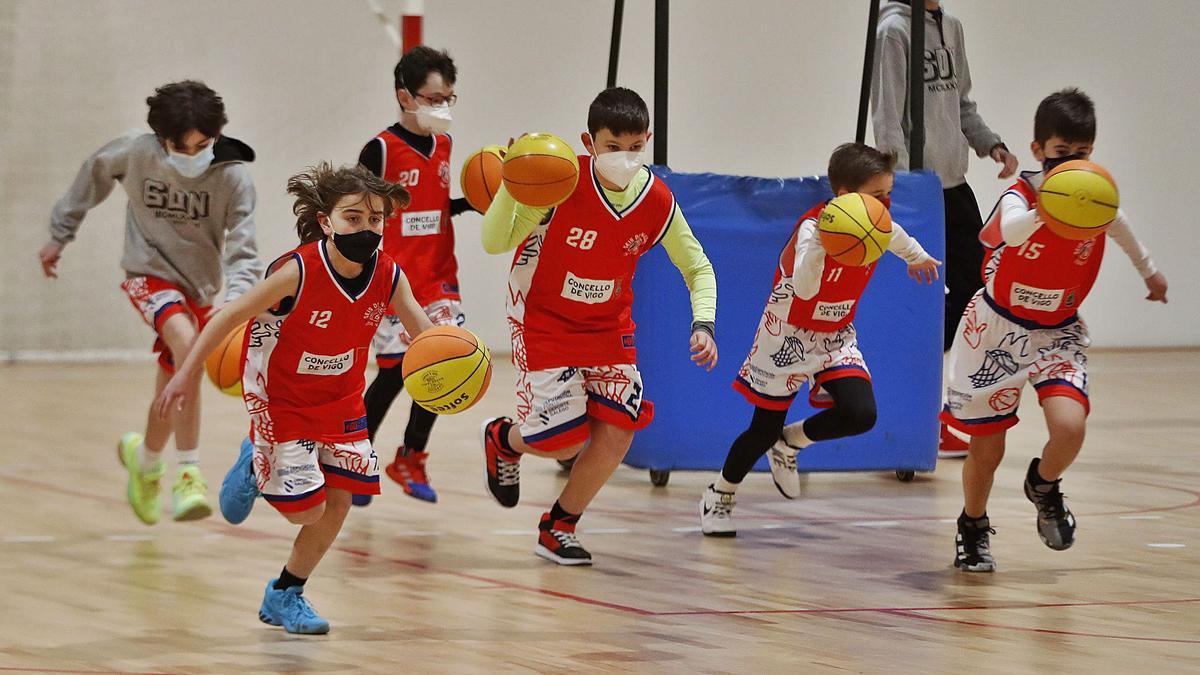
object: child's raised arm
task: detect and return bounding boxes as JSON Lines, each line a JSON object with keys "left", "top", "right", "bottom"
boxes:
{"left": 154, "top": 260, "right": 301, "bottom": 418}
{"left": 888, "top": 222, "right": 942, "bottom": 284}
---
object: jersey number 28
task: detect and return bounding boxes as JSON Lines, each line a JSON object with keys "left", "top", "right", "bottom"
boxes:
{"left": 566, "top": 228, "right": 597, "bottom": 250}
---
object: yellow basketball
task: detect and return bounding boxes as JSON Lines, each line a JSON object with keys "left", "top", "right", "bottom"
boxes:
{"left": 401, "top": 326, "right": 492, "bottom": 415}
{"left": 817, "top": 192, "right": 893, "bottom": 266}
{"left": 1037, "top": 160, "right": 1119, "bottom": 240}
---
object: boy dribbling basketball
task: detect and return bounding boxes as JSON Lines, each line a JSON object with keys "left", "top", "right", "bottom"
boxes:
{"left": 356, "top": 46, "right": 476, "bottom": 505}
{"left": 39, "top": 81, "right": 262, "bottom": 525}
{"left": 701, "top": 143, "right": 941, "bottom": 536}
{"left": 157, "top": 164, "right": 432, "bottom": 632}
{"left": 479, "top": 87, "right": 718, "bottom": 565}
{"left": 944, "top": 89, "right": 1168, "bottom": 572}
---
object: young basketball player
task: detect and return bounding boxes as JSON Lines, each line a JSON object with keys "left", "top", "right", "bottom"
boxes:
{"left": 944, "top": 89, "right": 1168, "bottom": 572}
{"left": 38, "top": 80, "right": 262, "bottom": 525}
{"left": 479, "top": 87, "right": 718, "bottom": 565}
{"left": 156, "top": 163, "right": 432, "bottom": 633}
{"left": 355, "top": 46, "right": 475, "bottom": 505}
{"left": 700, "top": 143, "right": 941, "bottom": 536}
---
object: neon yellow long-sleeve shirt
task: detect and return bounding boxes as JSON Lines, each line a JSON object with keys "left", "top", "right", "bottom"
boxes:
{"left": 481, "top": 167, "right": 717, "bottom": 328}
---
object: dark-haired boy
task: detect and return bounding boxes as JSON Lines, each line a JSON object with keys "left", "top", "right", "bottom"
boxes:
{"left": 701, "top": 143, "right": 941, "bottom": 536}
{"left": 355, "top": 46, "right": 476, "bottom": 505}
{"left": 479, "top": 87, "right": 718, "bottom": 565}
{"left": 944, "top": 88, "right": 1168, "bottom": 572}
{"left": 39, "top": 80, "right": 262, "bottom": 524}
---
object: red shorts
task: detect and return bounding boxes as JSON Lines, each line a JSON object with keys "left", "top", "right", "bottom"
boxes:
{"left": 120, "top": 276, "right": 211, "bottom": 372}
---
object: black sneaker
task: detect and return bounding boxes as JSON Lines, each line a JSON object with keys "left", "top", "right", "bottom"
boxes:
{"left": 534, "top": 512, "right": 593, "bottom": 566}
{"left": 954, "top": 513, "right": 997, "bottom": 572}
{"left": 481, "top": 417, "right": 520, "bottom": 508}
{"left": 1023, "top": 458, "right": 1076, "bottom": 550}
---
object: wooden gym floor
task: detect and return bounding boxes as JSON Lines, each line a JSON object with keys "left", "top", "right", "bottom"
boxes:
{"left": 1, "top": 350, "right": 1197, "bottom": 673}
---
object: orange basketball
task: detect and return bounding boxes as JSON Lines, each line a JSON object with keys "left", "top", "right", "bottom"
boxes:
{"left": 817, "top": 192, "right": 894, "bottom": 266}
{"left": 204, "top": 322, "right": 248, "bottom": 396}
{"left": 461, "top": 145, "right": 505, "bottom": 213}
{"left": 501, "top": 133, "right": 580, "bottom": 208}
{"left": 401, "top": 326, "right": 492, "bottom": 414}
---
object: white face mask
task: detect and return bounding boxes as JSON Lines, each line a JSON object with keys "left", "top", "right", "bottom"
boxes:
{"left": 593, "top": 148, "right": 644, "bottom": 190}
{"left": 415, "top": 103, "right": 452, "bottom": 134}
{"left": 166, "top": 144, "right": 215, "bottom": 178}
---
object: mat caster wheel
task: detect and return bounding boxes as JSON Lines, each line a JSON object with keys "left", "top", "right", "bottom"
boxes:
{"left": 896, "top": 469, "right": 915, "bottom": 482}
{"left": 649, "top": 469, "right": 670, "bottom": 487}
{"left": 557, "top": 456, "right": 577, "bottom": 473}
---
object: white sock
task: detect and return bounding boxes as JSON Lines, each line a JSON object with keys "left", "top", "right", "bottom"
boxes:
{"left": 137, "top": 442, "right": 163, "bottom": 471}
{"left": 176, "top": 448, "right": 200, "bottom": 468}
{"left": 715, "top": 477, "right": 740, "bottom": 494}
{"left": 781, "top": 421, "right": 814, "bottom": 450}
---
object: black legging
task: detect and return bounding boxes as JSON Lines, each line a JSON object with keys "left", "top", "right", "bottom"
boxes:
{"left": 720, "top": 377, "right": 877, "bottom": 484}
{"left": 364, "top": 362, "right": 438, "bottom": 451}
{"left": 943, "top": 183, "right": 986, "bottom": 351}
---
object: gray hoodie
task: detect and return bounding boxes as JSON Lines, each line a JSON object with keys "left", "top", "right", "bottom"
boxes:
{"left": 871, "top": 1, "right": 1003, "bottom": 188}
{"left": 49, "top": 132, "right": 263, "bottom": 303}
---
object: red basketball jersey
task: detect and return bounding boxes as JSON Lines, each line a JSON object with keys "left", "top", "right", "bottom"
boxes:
{"left": 242, "top": 240, "right": 398, "bottom": 444}
{"left": 507, "top": 156, "right": 676, "bottom": 371}
{"left": 376, "top": 129, "right": 458, "bottom": 306}
{"left": 773, "top": 202, "right": 878, "bottom": 331}
{"left": 981, "top": 175, "right": 1106, "bottom": 327}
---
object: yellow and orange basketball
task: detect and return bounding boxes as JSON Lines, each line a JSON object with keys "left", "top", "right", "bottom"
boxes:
{"left": 204, "top": 322, "right": 248, "bottom": 396}
{"left": 1037, "top": 159, "right": 1119, "bottom": 240}
{"left": 501, "top": 132, "right": 579, "bottom": 208}
{"left": 461, "top": 145, "right": 505, "bottom": 213}
{"left": 401, "top": 326, "right": 492, "bottom": 415}
{"left": 817, "top": 192, "right": 893, "bottom": 266}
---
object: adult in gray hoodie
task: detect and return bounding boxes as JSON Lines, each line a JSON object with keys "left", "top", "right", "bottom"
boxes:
{"left": 872, "top": 0, "right": 1018, "bottom": 456}
{"left": 38, "top": 80, "right": 263, "bottom": 525}
{"left": 872, "top": 0, "right": 1019, "bottom": 341}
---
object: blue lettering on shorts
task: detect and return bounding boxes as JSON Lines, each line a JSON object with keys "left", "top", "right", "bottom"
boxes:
{"left": 622, "top": 334, "right": 635, "bottom": 349}
{"left": 343, "top": 416, "right": 368, "bottom": 433}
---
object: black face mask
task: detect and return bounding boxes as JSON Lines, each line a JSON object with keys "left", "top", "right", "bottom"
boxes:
{"left": 331, "top": 229, "right": 381, "bottom": 263}
{"left": 1042, "top": 153, "right": 1085, "bottom": 174}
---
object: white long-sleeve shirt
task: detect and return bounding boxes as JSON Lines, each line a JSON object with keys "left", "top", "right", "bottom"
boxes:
{"left": 791, "top": 218, "right": 933, "bottom": 300}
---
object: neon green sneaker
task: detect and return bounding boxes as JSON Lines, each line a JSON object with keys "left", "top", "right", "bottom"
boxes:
{"left": 116, "top": 432, "right": 164, "bottom": 525}
{"left": 172, "top": 465, "right": 213, "bottom": 522}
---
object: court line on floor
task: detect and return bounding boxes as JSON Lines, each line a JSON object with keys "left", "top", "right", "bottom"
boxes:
{"left": 3, "top": 469, "right": 1198, "bottom": 640}
{"left": 879, "top": 608, "right": 1200, "bottom": 645}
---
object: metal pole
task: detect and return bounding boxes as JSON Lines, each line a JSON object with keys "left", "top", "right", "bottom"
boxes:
{"left": 909, "top": 0, "right": 925, "bottom": 169}
{"left": 607, "top": 0, "right": 625, "bottom": 88}
{"left": 653, "top": 0, "right": 669, "bottom": 166}
{"left": 855, "top": 0, "right": 880, "bottom": 144}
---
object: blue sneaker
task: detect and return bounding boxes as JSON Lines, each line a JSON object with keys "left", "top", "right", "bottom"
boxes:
{"left": 352, "top": 493, "right": 373, "bottom": 507}
{"left": 220, "top": 437, "right": 260, "bottom": 524}
{"left": 259, "top": 580, "right": 330, "bottom": 635}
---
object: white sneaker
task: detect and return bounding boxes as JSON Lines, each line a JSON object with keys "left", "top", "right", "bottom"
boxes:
{"left": 768, "top": 440, "right": 802, "bottom": 499}
{"left": 700, "top": 484, "right": 737, "bottom": 537}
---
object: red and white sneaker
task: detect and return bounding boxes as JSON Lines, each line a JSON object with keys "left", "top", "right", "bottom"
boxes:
{"left": 481, "top": 417, "right": 520, "bottom": 507}
{"left": 385, "top": 448, "right": 437, "bottom": 503}
{"left": 534, "top": 512, "right": 592, "bottom": 566}
{"left": 938, "top": 422, "right": 969, "bottom": 459}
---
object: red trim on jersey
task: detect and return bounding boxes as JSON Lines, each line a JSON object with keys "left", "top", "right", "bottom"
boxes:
{"left": 940, "top": 408, "right": 1019, "bottom": 436}
{"left": 264, "top": 486, "right": 326, "bottom": 513}
{"left": 732, "top": 378, "right": 797, "bottom": 411}
{"left": 1034, "top": 381, "right": 1091, "bottom": 414}
{"left": 376, "top": 129, "right": 458, "bottom": 305}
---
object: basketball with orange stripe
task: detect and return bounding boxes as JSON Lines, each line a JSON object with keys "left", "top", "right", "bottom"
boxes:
{"left": 204, "top": 322, "right": 248, "bottom": 396}
{"left": 817, "top": 192, "right": 893, "bottom": 266}
{"left": 501, "top": 133, "right": 579, "bottom": 208}
{"left": 461, "top": 145, "right": 505, "bottom": 213}
{"left": 1037, "top": 159, "right": 1119, "bottom": 240}
{"left": 402, "top": 326, "right": 492, "bottom": 414}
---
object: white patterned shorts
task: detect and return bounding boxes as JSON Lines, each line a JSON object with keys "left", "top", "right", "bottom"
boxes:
{"left": 254, "top": 438, "right": 380, "bottom": 513}
{"left": 734, "top": 311, "right": 870, "bottom": 411}
{"left": 514, "top": 364, "right": 653, "bottom": 451}
{"left": 942, "top": 290, "right": 1090, "bottom": 436}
